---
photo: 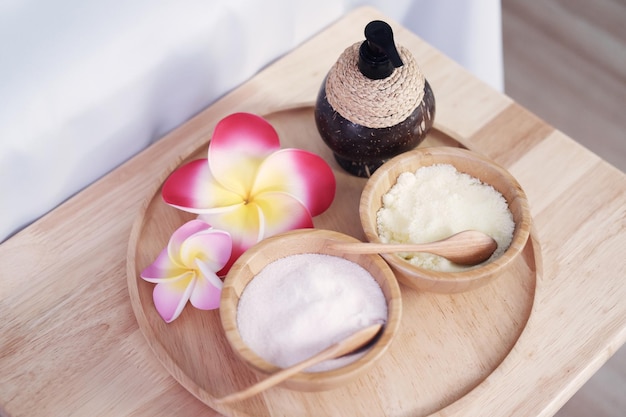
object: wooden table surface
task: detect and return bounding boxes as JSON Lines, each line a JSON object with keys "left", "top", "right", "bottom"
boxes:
{"left": 1, "top": 7, "right": 625, "bottom": 417}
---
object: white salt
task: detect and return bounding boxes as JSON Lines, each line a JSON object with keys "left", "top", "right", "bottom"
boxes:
{"left": 236, "top": 253, "right": 387, "bottom": 372}
{"left": 376, "top": 163, "right": 515, "bottom": 272}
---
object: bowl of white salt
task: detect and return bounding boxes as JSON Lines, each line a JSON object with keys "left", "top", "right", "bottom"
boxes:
{"left": 220, "top": 228, "right": 402, "bottom": 392}
{"left": 360, "top": 146, "right": 531, "bottom": 293}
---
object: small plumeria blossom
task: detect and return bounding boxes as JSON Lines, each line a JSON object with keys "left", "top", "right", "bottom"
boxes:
{"left": 162, "top": 112, "right": 336, "bottom": 273}
{"left": 141, "top": 220, "right": 232, "bottom": 323}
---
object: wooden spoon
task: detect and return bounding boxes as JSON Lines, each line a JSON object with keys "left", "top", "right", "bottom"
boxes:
{"left": 215, "top": 323, "right": 383, "bottom": 404}
{"left": 328, "top": 230, "right": 497, "bottom": 266}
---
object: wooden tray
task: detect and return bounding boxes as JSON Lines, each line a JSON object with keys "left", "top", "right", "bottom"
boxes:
{"left": 127, "top": 106, "right": 542, "bottom": 417}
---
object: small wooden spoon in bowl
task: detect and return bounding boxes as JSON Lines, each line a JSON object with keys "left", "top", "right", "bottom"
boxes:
{"left": 215, "top": 323, "right": 383, "bottom": 404}
{"left": 327, "top": 230, "right": 497, "bottom": 266}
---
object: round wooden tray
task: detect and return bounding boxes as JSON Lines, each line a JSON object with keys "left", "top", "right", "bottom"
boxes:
{"left": 127, "top": 106, "right": 542, "bottom": 417}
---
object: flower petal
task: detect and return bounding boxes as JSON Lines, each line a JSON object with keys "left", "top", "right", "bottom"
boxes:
{"left": 199, "top": 204, "right": 262, "bottom": 249}
{"left": 189, "top": 266, "right": 222, "bottom": 310}
{"left": 165, "top": 219, "right": 212, "bottom": 264}
{"left": 199, "top": 193, "right": 315, "bottom": 274}
{"left": 179, "top": 229, "right": 232, "bottom": 272}
{"left": 198, "top": 203, "right": 263, "bottom": 273}
{"left": 162, "top": 159, "right": 243, "bottom": 212}
{"left": 208, "top": 113, "right": 281, "bottom": 197}
{"left": 252, "top": 149, "right": 336, "bottom": 216}
{"left": 254, "top": 191, "right": 314, "bottom": 239}
{"left": 153, "top": 277, "right": 195, "bottom": 323}
{"left": 140, "top": 248, "right": 188, "bottom": 281}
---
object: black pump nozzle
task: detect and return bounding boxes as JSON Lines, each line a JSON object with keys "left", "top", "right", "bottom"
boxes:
{"left": 358, "top": 20, "right": 403, "bottom": 80}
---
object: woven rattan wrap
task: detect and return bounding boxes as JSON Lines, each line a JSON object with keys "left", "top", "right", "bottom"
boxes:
{"left": 325, "top": 42, "right": 425, "bottom": 129}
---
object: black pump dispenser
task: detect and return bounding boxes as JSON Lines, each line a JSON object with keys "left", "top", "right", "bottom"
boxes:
{"left": 314, "top": 19, "right": 436, "bottom": 177}
{"left": 358, "top": 20, "right": 403, "bottom": 80}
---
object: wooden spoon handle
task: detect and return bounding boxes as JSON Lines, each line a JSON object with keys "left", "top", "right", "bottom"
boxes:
{"left": 215, "top": 324, "right": 382, "bottom": 404}
{"left": 328, "top": 241, "right": 441, "bottom": 255}
{"left": 327, "top": 230, "right": 497, "bottom": 265}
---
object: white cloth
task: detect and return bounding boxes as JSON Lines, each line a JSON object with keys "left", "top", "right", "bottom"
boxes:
{"left": 0, "top": 0, "right": 502, "bottom": 241}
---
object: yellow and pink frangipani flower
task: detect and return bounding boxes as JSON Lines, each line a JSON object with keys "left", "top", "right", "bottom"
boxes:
{"left": 162, "top": 112, "right": 336, "bottom": 273}
{"left": 141, "top": 220, "right": 232, "bottom": 322}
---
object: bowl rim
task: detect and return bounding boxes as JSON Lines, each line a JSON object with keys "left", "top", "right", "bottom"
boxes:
{"left": 219, "top": 228, "right": 403, "bottom": 388}
{"left": 359, "top": 146, "right": 532, "bottom": 289}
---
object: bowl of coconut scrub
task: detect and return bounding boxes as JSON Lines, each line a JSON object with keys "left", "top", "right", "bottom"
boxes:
{"left": 360, "top": 146, "right": 531, "bottom": 293}
{"left": 220, "top": 228, "right": 402, "bottom": 393}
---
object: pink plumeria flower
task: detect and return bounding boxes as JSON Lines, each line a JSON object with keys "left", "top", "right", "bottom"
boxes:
{"left": 141, "top": 220, "right": 232, "bottom": 323}
{"left": 162, "top": 112, "right": 336, "bottom": 273}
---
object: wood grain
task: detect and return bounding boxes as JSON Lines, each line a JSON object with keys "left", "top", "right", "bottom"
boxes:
{"left": 502, "top": 1, "right": 626, "bottom": 415}
{"left": 1, "top": 6, "right": 625, "bottom": 417}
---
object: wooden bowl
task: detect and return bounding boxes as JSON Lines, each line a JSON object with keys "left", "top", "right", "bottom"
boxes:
{"left": 220, "top": 228, "right": 402, "bottom": 392}
{"left": 360, "top": 147, "right": 531, "bottom": 293}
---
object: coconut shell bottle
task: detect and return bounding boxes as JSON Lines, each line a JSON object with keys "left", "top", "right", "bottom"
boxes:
{"left": 315, "top": 20, "right": 435, "bottom": 177}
